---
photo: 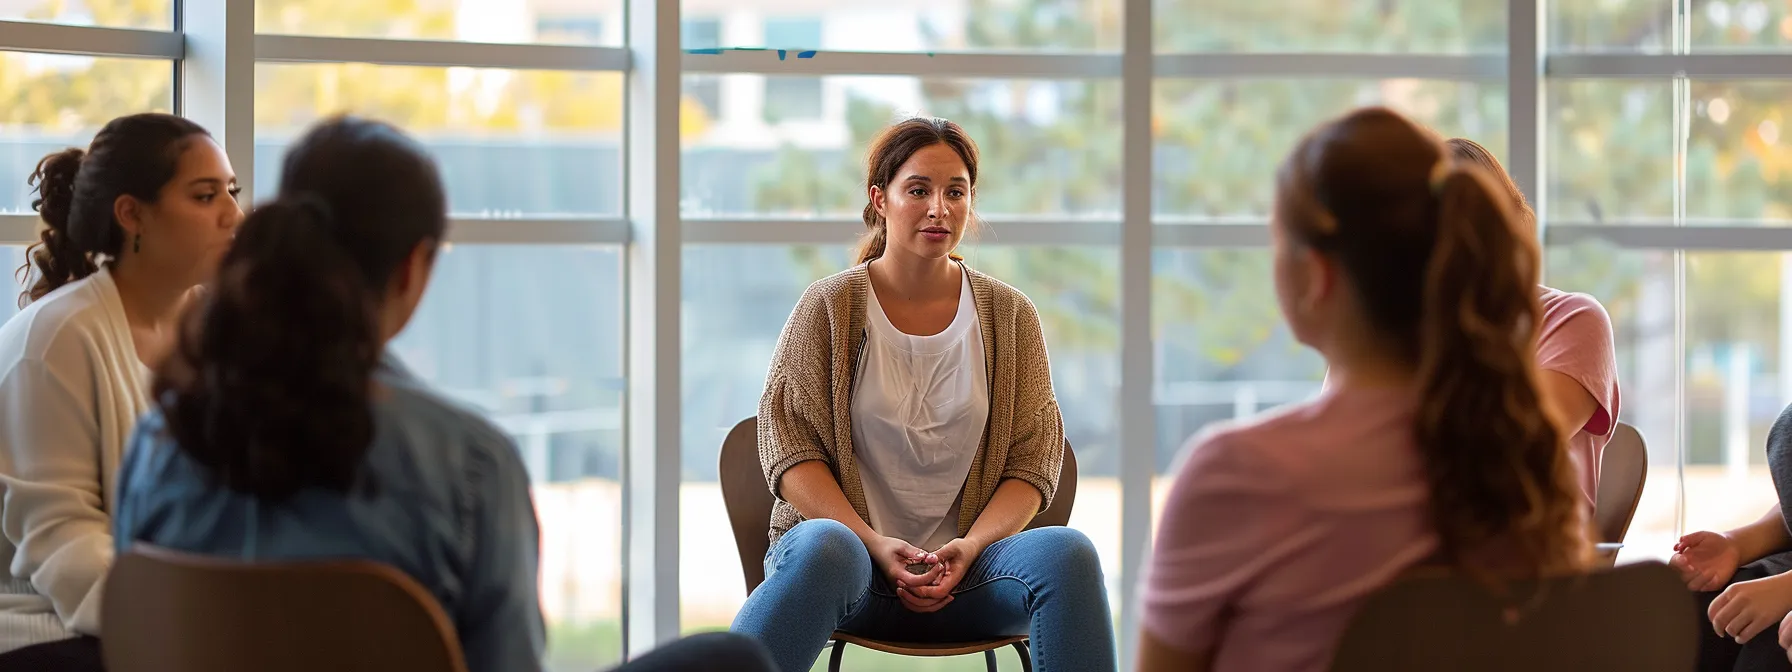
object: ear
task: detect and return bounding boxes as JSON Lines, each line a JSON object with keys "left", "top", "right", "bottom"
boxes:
{"left": 391, "top": 238, "right": 438, "bottom": 297}
{"left": 113, "top": 194, "right": 145, "bottom": 240}
{"left": 869, "top": 185, "right": 888, "bottom": 220}
{"left": 1300, "top": 247, "right": 1336, "bottom": 313}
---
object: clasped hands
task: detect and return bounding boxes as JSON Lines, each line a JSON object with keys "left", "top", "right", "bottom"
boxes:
{"left": 867, "top": 535, "right": 982, "bottom": 613}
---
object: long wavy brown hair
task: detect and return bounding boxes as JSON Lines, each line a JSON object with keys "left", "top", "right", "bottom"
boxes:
{"left": 1277, "top": 107, "right": 1589, "bottom": 576}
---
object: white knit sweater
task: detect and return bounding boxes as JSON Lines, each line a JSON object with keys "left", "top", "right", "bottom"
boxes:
{"left": 0, "top": 268, "right": 149, "bottom": 650}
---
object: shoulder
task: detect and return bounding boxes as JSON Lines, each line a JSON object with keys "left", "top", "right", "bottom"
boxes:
{"left": 965, "top": 266, "right": 1039, "bottom": 314}
{"left": 1176, "top": 413, "right": 1295, "bottom": 480}
{"left": 1537, "top": 287, "right": 1612, "bottom": 328}
{"left": 0, "top": 275, "right": 113, "bottom": 367}
{"left": 378, "top": 373, "right": 525, "bottom": 473}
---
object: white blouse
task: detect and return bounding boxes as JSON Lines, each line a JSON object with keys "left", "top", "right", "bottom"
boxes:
{"left": 851, "top": 266, "right": 989, "bottom": 551}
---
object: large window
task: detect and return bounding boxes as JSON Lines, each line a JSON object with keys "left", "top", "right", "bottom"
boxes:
{"left": 680, "top": 75, "right": 1121, "bottom": 219}
{"left": 254, "top": 0, "right": 623, "bottom": 46}
{"left": 6, "top": 0, "right": 1792, "bottom": 665}
{"left": 254, "top": 63, "right": 623, "bottom": 217}
{"left": 0, "top": 53, "right": 175, "bottom": 213}
{"left": 0, "top": 0, "right": 172, "bottom": 29}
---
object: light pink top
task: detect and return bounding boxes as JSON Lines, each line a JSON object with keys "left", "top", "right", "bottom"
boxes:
{"left": 1536, "top": 286, "right": 1620, "bottom": 510}
{"left": 1142, "top": 385, "right": 1436, "bottom": 672}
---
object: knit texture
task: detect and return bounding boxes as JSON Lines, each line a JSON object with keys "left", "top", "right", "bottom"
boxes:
{"left": 757, "top": 263, "right": 1065, "bottom": 546}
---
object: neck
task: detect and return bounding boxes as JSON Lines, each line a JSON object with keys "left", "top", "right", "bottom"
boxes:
{"left": 870, "top": 250, "right": 958, "bottom": 300}
{"left": 1319, "top": 325, "right": 1419, "bottom": 391}
{"left": 109, "top": 257, "right": 191, "bottom": 330}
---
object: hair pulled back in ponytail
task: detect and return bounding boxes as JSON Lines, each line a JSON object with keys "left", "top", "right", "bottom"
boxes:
{"left": 153, "top": 115, "right": 446, "bottom": 501}
{"left": 1276, "top": 107, "right": 1587, "bottom": 577}
{"left": 18, "top": 113, "right": 209, "bottom": 307}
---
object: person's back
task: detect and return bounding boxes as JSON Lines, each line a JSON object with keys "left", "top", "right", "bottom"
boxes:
{"left": 1138, "top": 107, "right": 1593, "bottom": 672}
{"left": 1147, "top": 385, "right": 1438, "bottom": 671}
{"left": 115, "top": 359, "right": 541, "bottom": 670}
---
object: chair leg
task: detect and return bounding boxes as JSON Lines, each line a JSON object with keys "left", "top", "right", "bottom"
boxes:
{"left": 1014, "top": 640, "right": 1033, "bottom": 672}
{"left": 984, "top": 648, "right": 998, "bottom": 672}
{"left": 828, "top": 640, "right": 847, "bottom": 672}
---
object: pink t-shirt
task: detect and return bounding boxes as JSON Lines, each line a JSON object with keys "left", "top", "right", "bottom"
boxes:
{"left": 1536, "top": 286, "right": 1620, "bottom": 510}
{"left": 1142, "top": 385, "right": 1437, "bottom": 672}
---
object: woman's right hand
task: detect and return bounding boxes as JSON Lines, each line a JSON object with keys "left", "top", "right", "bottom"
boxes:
{"left": 1673, "top": 531, "right": 1744, "bottom": 592}
{"left": 864, "top": 535, "right": 945, "bottom": 604}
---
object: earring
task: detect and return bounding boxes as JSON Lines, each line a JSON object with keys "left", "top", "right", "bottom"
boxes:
{"left": 133, "top": 234, "right": 140, "bottom": 254}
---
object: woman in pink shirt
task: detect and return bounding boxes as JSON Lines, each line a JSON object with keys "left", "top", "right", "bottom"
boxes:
{"left": 1446, "top": 137, "right": 1621, "bottom": 510}
{"left": 1139, "top": 107, "right": 1593, "bottom": 672}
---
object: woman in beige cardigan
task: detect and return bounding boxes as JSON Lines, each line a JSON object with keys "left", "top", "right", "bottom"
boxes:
{"left": 729, "top": 117, "right": 1116, "bottom": 672}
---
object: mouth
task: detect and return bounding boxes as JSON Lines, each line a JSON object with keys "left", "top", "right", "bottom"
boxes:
{"left": 920, "top": 227, "right": 952, "bottom": 238}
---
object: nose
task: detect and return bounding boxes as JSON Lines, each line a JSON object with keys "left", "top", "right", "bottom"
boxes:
{"left": 928, "top": 193, "right": 949, "bottom": 219}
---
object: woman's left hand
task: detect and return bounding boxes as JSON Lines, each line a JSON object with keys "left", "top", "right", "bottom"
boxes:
{"left": 1711, "top": 573, "right": 1792, "bottom": 644}
{"left": 897, "top": 538, "right": 983, "bottom": 613}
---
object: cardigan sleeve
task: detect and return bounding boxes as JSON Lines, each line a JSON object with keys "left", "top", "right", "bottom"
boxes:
{"left": 999, "top": 296, "right": 1066, "bottom": 513}
{"left": 758, "top": 286, "right": 837, "bottom": 499}
{"left": 0, "top": 356, "right": 113, "bottom": 636}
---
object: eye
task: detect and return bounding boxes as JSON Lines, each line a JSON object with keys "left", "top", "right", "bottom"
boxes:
{"left": 196, "top": 193, "right": 217, "bottom": 203}
{"left": 908, "top": 188, "right": 927, "bottom": 197}
{"left": 227, "top": 186, "right": 243, "bottom": 198}
{"left": 949, "top": 189, "right": 966, "bottom": 199}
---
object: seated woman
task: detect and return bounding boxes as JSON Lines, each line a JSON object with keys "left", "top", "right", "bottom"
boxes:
{"left": 1445, "top": 137, "right": 1620, "bottom": 511}
{"left": 1139, "top": 107, "right": 1592, "bottom": 672}
{"left": 1673, "top": 402, "right": 1792, "bottom": 672}
{"left": 731, "top": 116, "right": 1115, "bottom": 672}
{"left": 0, "top": 113, "right": 240, "bottom": 670}
{"left": 112, "top": 116, "right": 773, "bottom": 672}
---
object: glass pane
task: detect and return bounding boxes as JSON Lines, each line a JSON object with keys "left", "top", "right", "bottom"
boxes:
{"left": 1546, "top": 80, "right": 1676, "bottom": 225}
{"left": 679, "top": 1, "right": 1120, "bottom": 53}
{"left": 0, "top": 53, "right": 175, "bottom": 214}
{"left": 255, "top": 0, "right": 622, "bottom": 47}
{"left": 1154, "top": 0, "right": 1504, "bottom": 53}
{"left": 1689, "top": 81, "right": 1792, "bottom": 225}
{"left": 1150, "top": 249, "right": 1326, "bottom": 530}
{"left": 391, "top": 244, "right": 625, "bottom": 672}
{"left": 1545, "top": 245, "right": 1792, "bottom": 561}
{"left": 1693, "top": 0, "right": 1792, "bottom": 51}
{"left": 681, "top": 76, "right": 1121, "bottom": 219}
{"left": 679, "top": 244, "right": 1122, "bottom": 641}
{"left": 1153, "top": 79, "right": 1505, "bottom": 218}
{"left": 0, "top": 0, "right": 172, "bottom": 29}
{"left": 1549, "top": 0, "right": 1673, "bottom": 52}
{"left": 254, "top": 63, "right": 623, "bottom": 217}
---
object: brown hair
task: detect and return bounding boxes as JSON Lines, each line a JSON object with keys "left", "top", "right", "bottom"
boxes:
{"left": 1445, "top": 137, "right": 1535, "bottom": 230}
{"left": 1277, "top": 107, "right": 1587, "bottom": 576}
{"left": 19, "top": 113, "right": 209, "bottom": 307}
{"left": 155, "top": 116, "right": 446, "bottom": 502}
{"left": 857, "top": 117, "right": 977, "bottom": 264}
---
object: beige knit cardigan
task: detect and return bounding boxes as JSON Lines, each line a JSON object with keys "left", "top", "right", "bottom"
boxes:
{"left": 757, "top": 263, "right": 1065, "bottom": 546}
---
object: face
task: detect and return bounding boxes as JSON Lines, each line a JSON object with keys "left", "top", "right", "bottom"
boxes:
{"left": 117, "top": 136, "right": 243, "bottom": 286}
{"left": 870, "top": 143, "right": 973, "bottom": 261}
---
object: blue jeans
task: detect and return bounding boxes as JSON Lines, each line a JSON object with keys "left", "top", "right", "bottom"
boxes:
{"left": 730, "top": 519, "right": 1116, "bottom": 672}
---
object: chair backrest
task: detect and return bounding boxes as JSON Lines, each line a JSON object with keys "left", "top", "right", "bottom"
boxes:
{"left": 719, "top": 416, "right": 1079, "bottom": 595}
{"left": 1328, "top": 561, "right": 1697, "bottom": 672}
{"left": 103, "top": 545, "right": 467, "bottom": 672}
{"left": 1595, "top": 422, "right": 1648, "bottom": 544}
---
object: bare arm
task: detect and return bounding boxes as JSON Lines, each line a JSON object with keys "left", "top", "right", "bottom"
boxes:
{"left": 777, "top": 461, "right": 880, "bottom": 544}
{"left": 1731, "top": 506, "right": 1792, "bottom": 566}
{"left": 963, "top": 479, "right": 1043, "bottom": 553}
{"left": 1539, "top": 370, "right": 1601, "bottom": 437}
{"left": 1137, "top": 630, "right": 1211, "bottom": 672}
